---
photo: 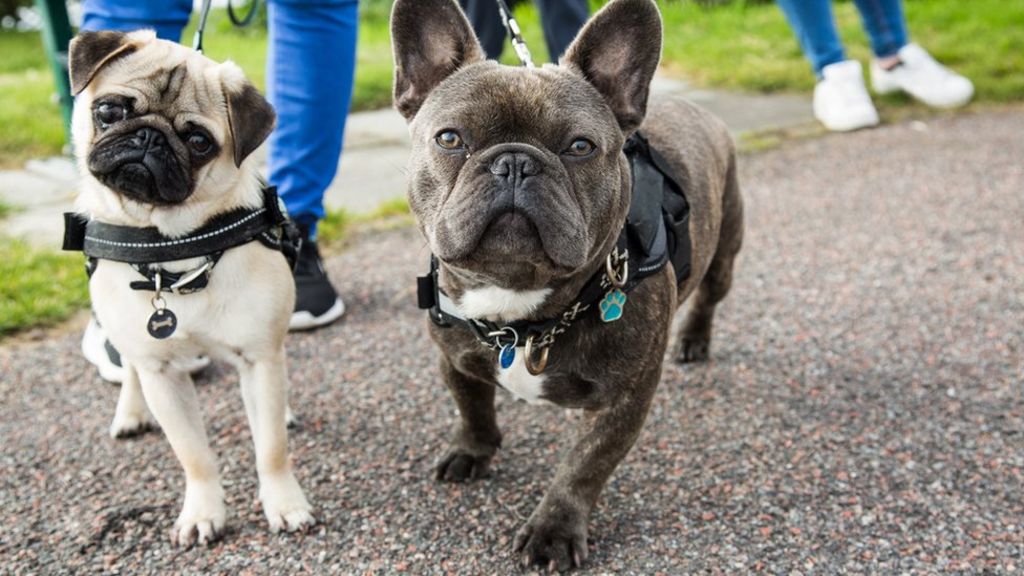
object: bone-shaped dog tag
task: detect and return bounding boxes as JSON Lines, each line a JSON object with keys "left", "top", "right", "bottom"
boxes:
{"left": 147, "top": 309, "right": 177, "bottom": 339}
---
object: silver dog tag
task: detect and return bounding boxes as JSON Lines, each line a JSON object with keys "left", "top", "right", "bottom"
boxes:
{"left": 147, "top": 308, "right": 177, "bottom": 339}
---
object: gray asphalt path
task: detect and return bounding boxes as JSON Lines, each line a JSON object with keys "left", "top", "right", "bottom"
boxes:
{"left": 2, "top": 110, "right": 1022, "bottom": 574}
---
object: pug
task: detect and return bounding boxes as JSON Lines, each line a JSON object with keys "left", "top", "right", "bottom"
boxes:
{"left": 68, "top": 30, "right": 313, "bottom": 545}
{"left": 391, "top": 0, "right": 744, "bottom": 570}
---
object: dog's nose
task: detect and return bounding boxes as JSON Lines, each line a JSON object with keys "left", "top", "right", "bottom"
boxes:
{"left": 134, "top": 127, "right": 166, "bottom": 150}
{"left": 489, "top": 152, "right": 540, "bottom": 184}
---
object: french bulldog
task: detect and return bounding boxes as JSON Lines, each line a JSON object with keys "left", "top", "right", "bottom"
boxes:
{"left": 391, "top": 0, "right": 744, "bottom": 570}
{"left": 69, "top": 30, "right": 313, "bottom": 545}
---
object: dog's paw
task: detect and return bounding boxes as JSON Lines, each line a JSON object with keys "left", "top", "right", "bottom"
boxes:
{"left": 435, "top": 450, "right": 493, "bottom": 483}
{"left": 676, "top": 337, "right": 710, "bottom": 364}
{"left": 513, "top": 515, "right": 589, "bottom": 572}
{"left": 108, "top": 412, "right": 157, "bottom": 439}
{"left": 260, "top": 474, "right": 315, "bottom": 533}
{"left": 171, "top": 485, "right": 226, "bottom": 547}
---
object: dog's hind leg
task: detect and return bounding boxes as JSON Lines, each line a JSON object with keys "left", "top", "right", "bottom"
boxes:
{"left": 238, "top": 349, "right": 314, "bottom": 533}
{"left": 136, "top": 367, "right": 226, "bottom": 546}
{"left": 676, "top": 153, "right": 744, "bottom": 363}
{"left": 109, "top": 362, "right": 156, "bottom": 438}
{"left": 434, "top": 355, "right": 503, "bottom": 483}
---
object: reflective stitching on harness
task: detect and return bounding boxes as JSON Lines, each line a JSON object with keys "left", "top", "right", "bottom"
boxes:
{"left": 84, "top": 209, "right": 267, "bottom": 249}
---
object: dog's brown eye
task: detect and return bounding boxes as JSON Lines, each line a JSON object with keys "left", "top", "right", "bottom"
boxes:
{"left": 435, "top": 130, "right": 465, "bottom": 150}
{"left": 564, "top": 138, "right": 596, "bottom": 157}
{"left": 95, "top": 103, "right": 126, "bottom": 127}
{"left": 188, "top": 133, "right": 212, "bottom": 154}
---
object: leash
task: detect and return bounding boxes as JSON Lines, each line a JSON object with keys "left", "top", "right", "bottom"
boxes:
{"left": 193, "top": 0, "right": 261, "bottom": 54}
{"left": 495, "top": 0, "right": 534, "bottom": 68}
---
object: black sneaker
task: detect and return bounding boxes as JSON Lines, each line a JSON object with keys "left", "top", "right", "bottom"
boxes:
{"left": 290, "top": 233, "right": 345, "bottom": 330}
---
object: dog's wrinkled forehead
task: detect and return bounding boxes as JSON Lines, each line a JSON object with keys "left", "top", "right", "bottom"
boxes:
{"left": 414, "top": 63, "right": 621, "bottom": 149}
{"left": 85, "top": 39, "right": 230, "bottom": 135}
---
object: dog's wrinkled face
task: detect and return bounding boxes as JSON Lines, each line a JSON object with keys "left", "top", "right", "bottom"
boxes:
{"left": 392, "top": 0, "right": 661, "bottom": 290}
{"left": 69, "top": 30, "right": 274, "bottom": 214}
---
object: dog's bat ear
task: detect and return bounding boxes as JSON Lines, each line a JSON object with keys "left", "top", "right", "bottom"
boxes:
{"left": 390, "top": 0, "right": 485, "bottom": 121}
{"left": 68, "top": 30, "right": 140, "bottom": 95}
{"left": 562, "top": 0, "right": 663, "bottom": 134}
{"left": 222, "top": 68, "right": 276, "bottom": 168}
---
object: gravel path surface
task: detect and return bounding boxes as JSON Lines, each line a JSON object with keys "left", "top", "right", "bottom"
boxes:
{"left": 2, "top": 110, "right": 1022, "bottom": 574}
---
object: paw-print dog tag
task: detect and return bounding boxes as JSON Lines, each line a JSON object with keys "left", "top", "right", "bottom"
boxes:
{"left": 599, "top": 289, "right": 627, "bottom": 323}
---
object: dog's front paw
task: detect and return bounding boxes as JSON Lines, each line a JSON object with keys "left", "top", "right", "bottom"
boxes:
{"left": 260, "top": 473, "right": 315, "bottom": 533}
{"left": 435, "top": 449, "right": 493, "bottom": 483}
{"left": 109, "top": 411, "right": 157, "bottom": 439}
{"left": 676, "top": 337, "right": 710, "bottom": 363}
{"left": 513, "top": 512, "right": 589, "bottom": 572}
{"left": 172, "top": 483, "right": 226, "bottom": 547}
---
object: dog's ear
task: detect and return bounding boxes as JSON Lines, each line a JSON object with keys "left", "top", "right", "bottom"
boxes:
{"left": 222, "top": 69, "right": 276, "bottom": 167}
{"left": 390, "top": 0, "right": 486, "bottom": 121}
{"left": 68, "top": 30, "right": 139, "bottom": 95}
{"left": 562, "top": 0, "right": 662, "bottom": 134}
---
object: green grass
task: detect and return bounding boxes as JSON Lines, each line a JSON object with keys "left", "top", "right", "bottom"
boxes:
{"left": 2, "top": 0, "right": 1020, "bottom": 166}
{"left": 317, "top": 196, "right": 411, "bottom": 248}
{"left": 658, "top": 0, "right": 1024, "bottom": 101}
{"left": 0, "top": 239, "right": 90, "bottom": 336}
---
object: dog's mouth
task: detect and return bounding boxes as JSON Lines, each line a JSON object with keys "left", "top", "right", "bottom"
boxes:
{"left": 434, "top": 196, "right": 588, "bottom": 270}
{"left": 473, "top": 209, "right": 545, "bottom": 258}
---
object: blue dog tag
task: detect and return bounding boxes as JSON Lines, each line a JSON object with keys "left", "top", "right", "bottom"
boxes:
{"left": 499, "top": 344, "right": 516, "bottom": 369}
{"left": 599, "top": 289, "right": 627, "bottom": 323}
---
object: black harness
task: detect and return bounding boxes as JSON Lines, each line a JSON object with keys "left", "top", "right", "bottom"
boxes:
{"left": 63, "top": 185, "right": 301, "bottom": 338}
{"left": 416, "top": 132, "right": 692, "bottom": 374}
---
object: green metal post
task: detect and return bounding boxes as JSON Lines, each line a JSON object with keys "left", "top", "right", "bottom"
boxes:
{"left": 35, "top": 0, "right": 74, "bottom": 154}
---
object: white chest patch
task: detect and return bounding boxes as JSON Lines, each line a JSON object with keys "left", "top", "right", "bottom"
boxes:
{"left": 457, "top": 286, "right": 551, "bottom": 323}
{"left": 496, "top": 352, "right": 553, "bottom": 406}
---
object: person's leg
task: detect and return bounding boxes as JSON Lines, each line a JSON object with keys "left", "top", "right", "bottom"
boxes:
{"left": 267, "top": 0, "right": 357, "bottom": 329}
{"left": 80, "top": 0, "right": 192, "bottom": 40}
{"left": 267, "top": 0, "right": 357, "bottom": 237}
{"left": 862, "top": 0, "right": 973, "bottom": 108}
{"left": 775, "top": 0, "right": 846, "bottom": 77}
{"left": 458, "top": 0, "right": 506, "bottom": 60}
{"left": 851, "top": 0, "right": 908, "bottom": 60}
{"left": 535, "top": 0, "right": 588, "bottom": 62}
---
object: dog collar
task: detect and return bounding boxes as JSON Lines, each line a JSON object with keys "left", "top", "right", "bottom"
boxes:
{"left": 64, "top": 185, "right": 302, "bottom": 339}
{"left": 63, "top": 185, "right": 299, "bottom": 268}
{"left": 416, "top": 132, "right": 692, "bottom": 375}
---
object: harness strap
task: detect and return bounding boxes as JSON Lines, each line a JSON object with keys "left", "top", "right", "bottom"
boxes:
{"left": 63, "top": 186, "right": 298, "bottom": 268}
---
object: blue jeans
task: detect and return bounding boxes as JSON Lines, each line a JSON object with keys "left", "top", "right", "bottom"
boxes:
{"left": 80, "top": 0, "right": 359, "bottom": 237}
{"left": 458, "top": 0, "right": 588, "bottom": 62}
{"left": 776, "top": 0, "right": 909, "bottom": 76}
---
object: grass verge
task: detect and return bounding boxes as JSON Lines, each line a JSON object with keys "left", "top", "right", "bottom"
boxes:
{"left": 3, "top": 0, "right": 1021, "bottom": 166}
{"left": 318, "top": 197, "right": 412, "bottom": 248}
{"left": 0, "top": 239, "right": 90, "bottom": 337}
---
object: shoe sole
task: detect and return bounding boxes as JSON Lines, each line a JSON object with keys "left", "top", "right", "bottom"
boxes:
{"left": 81, "top": 321, "right": 125, "bottom": 383}
{"left": 289, "top": 298, "right": 346, "bottom": 331}
{"left": 872, "top": 70, "right": 974, "bottom": 109}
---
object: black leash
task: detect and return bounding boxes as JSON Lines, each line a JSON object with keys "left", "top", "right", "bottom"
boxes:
{"left": 193, "top": 0, "right": 261, "bottom": 54}
{"left": 192, "top": 0, "right": 213, "bottom": 53}
{"left": 495, "top": 0, "right": 534, "bottom": 68}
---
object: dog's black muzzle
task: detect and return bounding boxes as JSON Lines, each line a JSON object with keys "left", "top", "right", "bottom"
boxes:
{"left": 88, "top": 125, "right": 193, "bottom": 205}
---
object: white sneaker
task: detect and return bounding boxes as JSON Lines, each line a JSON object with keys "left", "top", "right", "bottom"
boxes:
{"left": 82, "top": 316, "right": 211, "bottom": 383}
{"left": 814, "top": 60, "right": 881, "bottom": 132}
{"left": 871, "top": 43, "right": 974, "bottom": 109}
